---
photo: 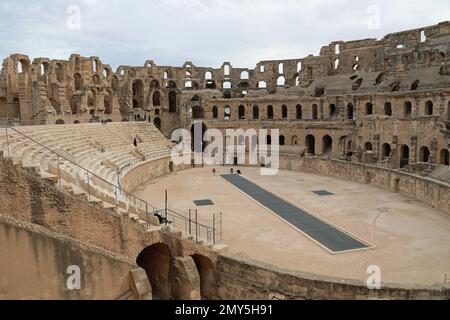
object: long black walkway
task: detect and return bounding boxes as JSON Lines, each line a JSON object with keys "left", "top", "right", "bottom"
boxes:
{"left": 221, "top": 174, "right": 370, "bottom": 253}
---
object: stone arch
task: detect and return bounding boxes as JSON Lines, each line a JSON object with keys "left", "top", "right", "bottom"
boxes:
{"left": 152, "top": 91, "right": 161, "bottom": 106}
{"left": 322, "top": 135, "right": 333, "bottom": 154}
{"left": 132, "top": 79, "right": 145, "bottom": 109}
{"left": 279, "top": 135, "right": 285, "bottom": 146}
{"left": 169, "top": 91, "right": 177, "bottom": 113}
{"left": 169, "top": 161, "right": 175, "bottom": 172}
{"left": 150, "top": 79, "right": 160, "bottom": 90}
{"left": 384, "top": 102, "right": 392, "bottom": 116}
{"left": 212, "top": 106, "right": 218, "bottom": 119}
{"left": 312, "top": 104, "right": 318, "bottom": 120}
{"left": 55, "top": 119, "right": 65, "bottom": 125}
{"left": 400, "top": 145, "right": 410, "bottom": 168}
{"left": 253, "top": 105, "right": 259, "bottom": 120}
{"left": 329, "top": 104, "right": 337, "bottom": 118}
{"left": 440, "top": 149, "right": 449, "bottom": 165}
{"left": 277, "top": 76, "right": 285, "bottom": 86}
{"left": 291, "top": 135, "right": 299, "bottom": 145}
{"left": 419, "top": 146, "right": 430, "bottom": 163}
{"left": 136, "top": 243, "right": 172, "bottom": 300}
{"left": 258, "top": 81, "right": 267, "bottom": 89}
{"left": 191, "top": 254, "right": 215, "bottom": 299}
{"left": 365, "top": 103, "right": 373, "bottom": 115}
{"left": 404, "top": 101, "right": 412, "bottom": 118}
{"left": 282, "top": 105, "right": 288, "bottom": 119}
{"left": 305, "top": 134, "right": 315, "bottom": 155}
{"left": 238, "top": 105, "right": 245, "bottom": 119}
{"left": 296, "top": 104, "right": 302, "bottom": 120}
{"left": 267, "top": 105, "right": 274, "bottom": 119}
{"left": 346, "top": 103, "right": 354, "bottom": 119}
{"left": 382, "top": 143, "right": 391, "bottom": 159}
{"left": 425, "top": 100, "right": 433, "bottom": 115}
{"left": 364, "top": 142, "right": 373, "bottom": 151}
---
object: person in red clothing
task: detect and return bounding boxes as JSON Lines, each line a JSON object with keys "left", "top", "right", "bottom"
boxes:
{"left": 212, "top": 168, "right": 216, "bottom": 175}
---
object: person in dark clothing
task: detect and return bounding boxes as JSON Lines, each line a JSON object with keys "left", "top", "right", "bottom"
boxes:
{"left": 155, "top": 213, "right": 171, "bottom": 225}
{"left": 133, "top": 137, "right": 138, "bottom": 147}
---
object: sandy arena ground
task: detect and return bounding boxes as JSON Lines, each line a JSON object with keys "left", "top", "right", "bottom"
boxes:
{"left": 134, "top": 166, "right": 450, "bottom": 286}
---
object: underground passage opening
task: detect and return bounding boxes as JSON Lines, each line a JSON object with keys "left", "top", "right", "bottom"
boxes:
{"left": 136, "top": 243, "right": 172, "bottom": 300}
{"left": 191, "top": 254, "right": 215, "bottom": 300}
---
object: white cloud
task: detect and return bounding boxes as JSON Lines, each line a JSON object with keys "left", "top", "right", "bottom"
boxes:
{"left": 0, "top": 0, "right": 449, "bottom": 70}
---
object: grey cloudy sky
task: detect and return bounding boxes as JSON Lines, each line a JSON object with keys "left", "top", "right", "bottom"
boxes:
{"left": 1, "top": 0, "right": 449, "bottom": 70}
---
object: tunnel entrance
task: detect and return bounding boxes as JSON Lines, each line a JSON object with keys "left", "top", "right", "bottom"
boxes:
{"left": 136, "top": 243, "right": 172, "bottom": 300}
{"left": 191, "top": 254, "right": 215, "bottom": 300}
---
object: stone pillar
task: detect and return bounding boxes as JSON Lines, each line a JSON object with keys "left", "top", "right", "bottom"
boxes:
{"left": 171, "top": 256, "right": 201, "bottom": 300}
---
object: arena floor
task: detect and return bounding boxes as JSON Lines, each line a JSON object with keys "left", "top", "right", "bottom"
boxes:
{"left": 134, "top": 167, "right": 450, "bottom": 286}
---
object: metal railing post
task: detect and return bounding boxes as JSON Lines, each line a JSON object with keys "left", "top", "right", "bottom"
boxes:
{"left": 115, "top": 186, "right": 119, "bottom": 213}
{"left": 213, "top": 213, "right": 216, "bottom": 245}
{"left": 165, "top": 190, "right": 168, "bottom": 225}
{"left": 57, "top": 154, "right": 61, "bottom": 189}
{"left": 195, "top": 209, "right": 198, "bottom": 243}
{"left": 189, "top": 210, "right": 192, "bottom": 235}
{"left": 5, "top": 127, "right": 10, "bottom": 157}
{"left": 145, "top": 202, "right": 149, "bottom": 230}
{"left": 220, "top": 212, "right": 223, "bottom": 241}
{"left": 86, "top": 171, "right": 91, "bottom": 201}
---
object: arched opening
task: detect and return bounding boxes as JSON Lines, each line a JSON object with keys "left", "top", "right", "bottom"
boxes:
{"left": 267, "top": 105, "right": 274, "bottom": 120}
{"left": 440, "top": 149, "right": 450, "bottom": 165}
{"left": 347, "top": 103, "right": 354, "bottom": 120}
{"left": 384, "top": 102, "right": 392, "bottom": 116}
{"left": 205, "top": 71, "right": 212, "bottom": 80}
{"left": 205, "top": 80, "right": 216, "bottom": 89}
{"left": 258, "top": 81, "right": 267, "bottom": 89}
{"left": 364, "top": 142, "right": 373, "bottom": 152}
{"left": 152, "top": 91, "right": 161, "bottom": 106}
{"left": 169, "top": 162, "right": 174, "bottom": 172}
{"left": 425, "top": 100, "right": 433, "bottom": 115}
{"left": 329, "top": 104, "right": 337, "bottom": 118}
{"left": 253, "top": 105, "right": 259, "bottom": 120}
{"left": 305, "top": 135, "right": 315, "bottom": 155}
{"left": 238, "top": 105, "right": 245, "bottom": 119}
{"left": 291, "top": 135, "right": 299, "bottom": 145}
{"left": 296, "top": 104, "right": 302, "bottom": 120}
{"left": 223, "top": 65, "right": 230, "bottom": 76}
{"left": 191, "top": 254, "right": 215, "bottom": 300}
{"left": 223, "top": 81, "right": 232, "bottom": 89}
{"left": 153, "top": 117, "right": 161, "bottom": 130}
{"left": 240, "top": 71, "right": 249, "bottom": 80}
{"left": 400, "top": 145, "right": 410, "bottom": 168}
{"left": 166, "top": 81, "right": 177, "bottom": 89}
{"left": 92, "top": 74, "right": 100, "bottom": 85}
{"left": 74, "top": 73, "right": 83, "bottom": 91}
{"left": 212, "top": 106, "right": 218, "bottom": 119}
{"left": 322, "top": 135, "right": 333, "bottom": 154}
{"left": 277, "top": 76, "right": 285, "bottom": 86}
{"left": 223, "top": 91, "right": 232, "bottom": 99}
{"left": 87, "top": 89, "right": 96, "bottom": 107}
{"left": 382, "top": 143, "right": 391, "bottom": 159}
{"left": 279, "top": 135, "right": 285, "bottom": 146}
{"left": 104, "top": 92, "right": 112, "bottom": 114}
{"left": 150, "top": 79, "right": 160, "bottom": 90}
{"left": 404, "top": 101, "right": 412, "bottom": 118}
{"left": 312, "top": 104, "right": 318, "bottom": 120}
{"left": 366, "top": 103, "right": 373, "bottom": 115}
{"left": 224, "top": 106, "right": 231, "bottom": 120}
{"left": 136, "top": 243, "right": 172, "bottom": 300}
{"left": 282, "top": 105, "right": 288, "bottom": 119}
{"left": 266, "top": 135, "right": 272, "bottom": 145}
{"left": 419, "top": 146, "right": 430, "bottom": 163}
{"left": 73, "top": 120, "right": 80, "bottom": 124}
{"left": 55, "top": 119, "right": 65, "bottom": 125}
{"left": 169, "top": 91, "right": 177, "bottom": 113}
{"left": 132, "top": 80, "right": 144, "bottom": 109}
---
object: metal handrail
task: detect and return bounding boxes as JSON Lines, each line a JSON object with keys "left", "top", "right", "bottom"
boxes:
{"left": 1, "top": 125, "right": 222, "bottom": 244}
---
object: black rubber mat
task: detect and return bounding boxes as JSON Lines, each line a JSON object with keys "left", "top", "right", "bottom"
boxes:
{"left": 193, "top": 199, "right": 215, "bottom": 206}
{"left": 221, "top": 174, "right": 369, "bottom": 253}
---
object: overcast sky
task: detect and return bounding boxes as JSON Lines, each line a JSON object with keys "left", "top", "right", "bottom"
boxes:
{"left": 1, "top": 0, "right": 449, "bottom": 70}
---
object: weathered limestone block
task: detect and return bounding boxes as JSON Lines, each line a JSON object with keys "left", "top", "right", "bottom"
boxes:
{"left": 130, "top": 268, "right": 152, "bottom": 300}
{"left": 171, "top": 256, "right": 201, "bottom": 300}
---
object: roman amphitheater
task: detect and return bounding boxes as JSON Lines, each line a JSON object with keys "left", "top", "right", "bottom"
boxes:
{"left": 1, "top": 22, "right": 450, "bottom": 300}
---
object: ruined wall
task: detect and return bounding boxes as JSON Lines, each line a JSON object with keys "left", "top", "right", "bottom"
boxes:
{"left": 214, "top": 254, "right": 449, "bottom": 300}
{"left": 0, "top": 217, "right": 136, "bottom": 300}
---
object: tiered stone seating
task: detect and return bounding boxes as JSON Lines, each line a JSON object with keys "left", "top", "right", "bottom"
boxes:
{"left": 0, "top": 122, "right": 172, "bottom": 217}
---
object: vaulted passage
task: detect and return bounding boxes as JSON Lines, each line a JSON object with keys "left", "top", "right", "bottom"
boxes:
{"left": 136, "top": 243, "right": 172, "bottom": 300}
